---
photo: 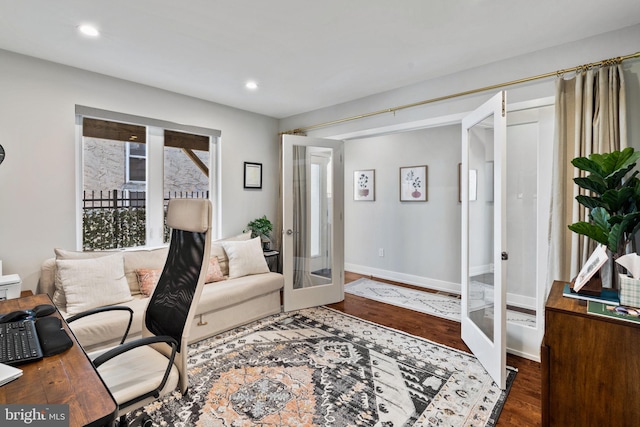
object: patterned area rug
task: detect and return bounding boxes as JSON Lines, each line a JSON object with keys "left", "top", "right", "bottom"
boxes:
{"left": 345, "top": 278, "right": 536, "bottom": 328}
{"left": 129, "top": 307, "right": 515, "bottom": 426}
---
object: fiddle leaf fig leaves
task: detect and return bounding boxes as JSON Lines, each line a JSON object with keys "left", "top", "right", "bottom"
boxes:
{"left": 568, "top": 148, "right": 640, "bottom": 254}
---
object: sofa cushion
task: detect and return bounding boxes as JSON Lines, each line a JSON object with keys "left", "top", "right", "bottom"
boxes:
{"left": 63, "top": 297, "right": 148, "bottom": 351}
{"left": 56, "top": 253, "right": 133, "bottom": 316}
{"left": 134, "top": 256, "right": 225, "bottom": 298}
{"left": 122, "top": 247, "right": 169, "bottom": 295}
{"left": 195, "top": 272, "right": 283, "bottom": 314}
{"left": 221, "top": 237, "right": 270, "bottom": 278}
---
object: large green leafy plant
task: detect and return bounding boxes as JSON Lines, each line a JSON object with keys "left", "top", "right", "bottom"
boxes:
{"left": 568, "top": 147, "right": 640, "bottom": 258}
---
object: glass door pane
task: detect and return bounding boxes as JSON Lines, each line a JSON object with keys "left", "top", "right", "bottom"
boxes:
{"left": 468, "top": 120, "right": 495, "bottom": 340}
{"left": 292, "top": 146, "right": 332, "bottom": 289}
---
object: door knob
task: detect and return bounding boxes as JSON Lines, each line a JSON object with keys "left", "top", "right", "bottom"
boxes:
{"left": 286, "top": 229, "right": 294, "bottom": 235}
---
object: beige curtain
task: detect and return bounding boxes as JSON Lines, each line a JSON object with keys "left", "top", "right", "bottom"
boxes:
{"left": 276, "top": 136, "right": 313, "bottom": 288}
{"left": 547, "top": 64, "right": 627, "bottom": 284}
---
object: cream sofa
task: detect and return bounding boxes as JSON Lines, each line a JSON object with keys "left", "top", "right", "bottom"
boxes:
{"left": 37, "top": 234, "right": 283, "bottom": 352}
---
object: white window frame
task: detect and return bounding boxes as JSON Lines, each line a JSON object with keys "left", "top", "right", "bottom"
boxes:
{"left": 75, "top": 105, "right": 221, "bottom": 250}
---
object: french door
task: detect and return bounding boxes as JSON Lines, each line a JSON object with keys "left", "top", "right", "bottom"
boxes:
{"left": 461, "top": 91, "right": 508, "bottom": 389}
{"left": 282, "top": 135, "right": 344, "bottom": 311}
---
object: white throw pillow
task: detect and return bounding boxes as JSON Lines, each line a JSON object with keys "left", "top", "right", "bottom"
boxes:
{"left": 210, "top": 231, "right": 252, "bottom": 276}
{"left": 221, "top": 237, "right": 270, "bottom": 279}
{"left": 56, "top": 253, "right": 133, "bottom": 315}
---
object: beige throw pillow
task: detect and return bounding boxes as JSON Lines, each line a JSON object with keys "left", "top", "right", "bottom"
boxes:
{"left": 210, "top": 231, "right": 252, "bottom": 276}
{"left": 56, "top": 253, "right": 133, "bottom": 315}
{"left": 221, "top": 237, "right": 270, "bottom": 279}
{"left": 53, "top": 248, "right": 114, "bottom": 308}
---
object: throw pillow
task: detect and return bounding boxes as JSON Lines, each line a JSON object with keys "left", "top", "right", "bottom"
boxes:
{"left": 56, "top": 253, "right": 133, "bottom": 316}
{"left": 220, "top": 236, "right": 270, "bottom": 279}
{"left": 205, "top": 256, "right": 225, "bottom": 283}
{"left": 210, "top": 232, "right": 252, "bottom": 276}
{"left": 52, "top": 248, "right": 115, "bottom": 309}
{"left": 135, "top": 268, "right": 163, "bottom": 297}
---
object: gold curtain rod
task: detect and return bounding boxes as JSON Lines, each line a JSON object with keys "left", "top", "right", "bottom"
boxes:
{"left": 282, "top": 51, "right": 640, "bottom": 135}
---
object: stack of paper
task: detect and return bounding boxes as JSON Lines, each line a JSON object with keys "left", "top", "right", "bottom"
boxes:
{"left": 0, "top": 362, "right": 22, "bottom": 386}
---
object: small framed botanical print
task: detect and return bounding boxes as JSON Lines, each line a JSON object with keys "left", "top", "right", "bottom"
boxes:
{"left": 354, "top": 169, "right": 375, "bottom": 201}
{"left": 400, "top": 165, "right": 427, "bottom": 202}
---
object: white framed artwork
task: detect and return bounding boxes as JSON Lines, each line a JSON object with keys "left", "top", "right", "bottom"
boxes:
{"left": 354, "top": 169, "right": 375, "bottom": 201}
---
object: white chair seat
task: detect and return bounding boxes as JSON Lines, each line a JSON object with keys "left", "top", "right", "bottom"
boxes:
{"left": 96, "top": 345, "right": 180, "bottom": 412}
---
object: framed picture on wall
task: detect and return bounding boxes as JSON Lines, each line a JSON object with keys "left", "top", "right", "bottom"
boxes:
{"left": 244, "top": 162, "right": 262, "bottom": 189}
{"left": 400, "top": 165, "right": 427, "bottom": 202}
{"left": 354, "top": 169, "right": 375, "bottom": 201}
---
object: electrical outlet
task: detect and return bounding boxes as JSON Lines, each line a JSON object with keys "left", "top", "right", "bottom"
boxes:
{"left": 378, "top": 248, "right": 384, "bottom": 257}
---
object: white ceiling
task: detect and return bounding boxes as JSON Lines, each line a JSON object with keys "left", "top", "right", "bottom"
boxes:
{"left": 1, "top": 0, "right": 639, "bottom": 118}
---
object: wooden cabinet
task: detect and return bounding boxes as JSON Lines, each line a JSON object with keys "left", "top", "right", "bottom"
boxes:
{"left": 541, "top": 281, "right": 640, "bottom": 426}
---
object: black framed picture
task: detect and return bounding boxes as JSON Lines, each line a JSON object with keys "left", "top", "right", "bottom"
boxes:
{"left": 244, "top": 162, "right": 262, "bottom": 189}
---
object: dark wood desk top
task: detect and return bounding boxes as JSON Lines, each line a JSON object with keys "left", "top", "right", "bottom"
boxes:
{"left": 547, "top": 280, "right": 640, "bottom": 328}
{"left": 0, "top": 294, "right": 117, "bottom": 427}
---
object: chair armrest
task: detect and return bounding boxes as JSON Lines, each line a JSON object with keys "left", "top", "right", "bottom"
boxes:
{"left": 66, "top": 306, "right": 134, "bottom": 345}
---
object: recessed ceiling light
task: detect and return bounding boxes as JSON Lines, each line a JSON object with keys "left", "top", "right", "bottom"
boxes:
{"left": 78, "top": 24, "right": 100, "bottom": 37}
{"left": 245, "top": 81, "right": 258, "bottom": 90}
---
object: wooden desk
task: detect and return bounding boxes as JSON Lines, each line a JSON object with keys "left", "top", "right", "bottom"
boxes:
{"left": 0, "top": 294, "right": 117, "bottom": 427}
{"left": 541, "top": 280, "right": 640, "bottom": 426}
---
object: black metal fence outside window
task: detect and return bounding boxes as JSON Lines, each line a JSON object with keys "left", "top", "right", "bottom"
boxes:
{"left": 82, "top": 190, "right": 209, "bottom": 250}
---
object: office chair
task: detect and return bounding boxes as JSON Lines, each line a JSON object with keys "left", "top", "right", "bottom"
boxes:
{"left": 87, "top": 198, "right": 212, "bottom": 426}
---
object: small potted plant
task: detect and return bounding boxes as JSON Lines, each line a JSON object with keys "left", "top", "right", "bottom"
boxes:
{"left": 568, "top": 147, "right": 640, "bottom": 289}
{"left": 245, "top": 215, "right": 273, "bottom": 251}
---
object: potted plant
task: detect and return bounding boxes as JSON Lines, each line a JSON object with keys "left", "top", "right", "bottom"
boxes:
{"left": 245, "top": 215, "right": 273, "bottom": 251}
{"left": 568, "top": 147, "right": 640, "bottom": 288}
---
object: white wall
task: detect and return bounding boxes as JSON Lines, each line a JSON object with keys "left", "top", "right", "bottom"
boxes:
{"left": 282, "top": 25, "right": 640, "bottom": 293}
{"left": 0, "top": 50, "right": 279, "bottom": 292}
{"left": 345, "top": 125, "right": 462, "bottom": 289}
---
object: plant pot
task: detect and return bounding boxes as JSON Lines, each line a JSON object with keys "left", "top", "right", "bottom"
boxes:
{"left": 412, "top": 190, "right": 421, "bottom": 198}
{"left": 358, "top": 189, "right": 369, "bottom": 197}
{"left": 601, "top": 251, "right": 624, "bottom": 290}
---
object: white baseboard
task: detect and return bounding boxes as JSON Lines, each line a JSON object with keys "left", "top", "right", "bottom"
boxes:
{"left": 345, "top": 263, "right": 461, "bottom": 294}
{"left": 345, "top": 263, "right": 537, "bottom": 311}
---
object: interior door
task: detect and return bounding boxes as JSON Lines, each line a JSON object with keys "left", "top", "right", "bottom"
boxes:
{"left": 282, "top": 134, "right": 344, "bottom": 311}
{"left": 461, "top": 91, "right": 508, "bottom": 389}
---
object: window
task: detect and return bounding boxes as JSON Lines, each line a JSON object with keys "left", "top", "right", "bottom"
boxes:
{"left": 126, "top": 142, "right": 146, "bottom": 183}
{"left": 77, "top": 107, "right": 220, "bottom": 251}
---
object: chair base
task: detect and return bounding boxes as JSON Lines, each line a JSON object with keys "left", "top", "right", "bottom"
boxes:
{"left": 121, "top": 413, "right": 153, "bottom": 427}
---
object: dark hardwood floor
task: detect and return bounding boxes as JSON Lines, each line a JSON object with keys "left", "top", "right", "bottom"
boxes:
{"left": 327, "top": 272, "right": 541, "bottom": 427}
